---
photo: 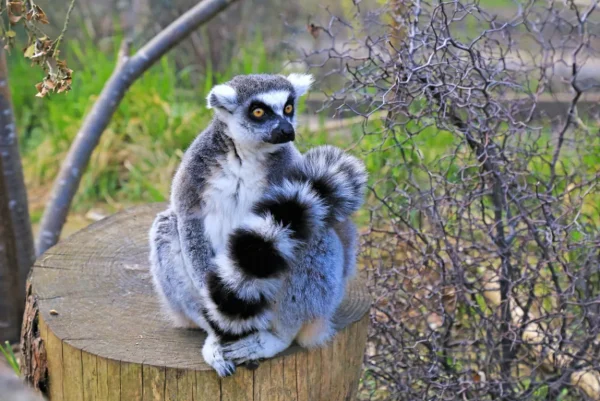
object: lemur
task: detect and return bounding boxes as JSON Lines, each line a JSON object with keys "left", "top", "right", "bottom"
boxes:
{"left": 148, "top": 73, "right": 367, "bottom": 377}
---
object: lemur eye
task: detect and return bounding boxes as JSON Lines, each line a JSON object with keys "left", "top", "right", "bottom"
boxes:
{"left": 284, "top": 104, "right": 294, "bottom": 115}
{"left": 252, "top": 108, "right": 265, "bottom": 118}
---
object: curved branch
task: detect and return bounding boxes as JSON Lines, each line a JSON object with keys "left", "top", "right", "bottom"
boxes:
{"left": 36, "top": 0, "right": 239, "bottom": 256}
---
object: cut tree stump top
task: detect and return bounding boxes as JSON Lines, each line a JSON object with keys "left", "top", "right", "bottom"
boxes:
{"left": 25, "top": 203, "right": 371, "bottom": 401}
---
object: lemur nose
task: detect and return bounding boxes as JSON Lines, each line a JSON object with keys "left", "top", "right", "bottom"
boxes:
{"left": 280, "top": 121, "right": 294, "bottom": 135}
{"left": 269, "top": 120, "right": 295, "bottom": 144}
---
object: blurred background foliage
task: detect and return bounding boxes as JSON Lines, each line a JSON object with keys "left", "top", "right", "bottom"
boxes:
{"left": 10, "top": 0, "right": 516, "bottom": 226}
{"left": 8, "top": 0, "right": 357, "bottom": 224}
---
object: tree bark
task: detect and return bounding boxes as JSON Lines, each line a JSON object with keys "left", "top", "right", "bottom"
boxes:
{"left": 36, "top": 0, "right": 240, "bottom": 256}
{"left": 0, "top": 48, "right": 36, "bottom": 343}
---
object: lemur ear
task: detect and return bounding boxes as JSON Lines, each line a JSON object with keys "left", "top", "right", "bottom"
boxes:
{"left": 206, "top": 84, "right": 237, "bottom": 112}
{"left": 287, "top": 73, "right": 314, "bottom": 97}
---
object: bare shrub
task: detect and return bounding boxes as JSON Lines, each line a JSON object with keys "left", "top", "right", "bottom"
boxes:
{"left": 295, "top": 0, "right": 600, "bottom": 399}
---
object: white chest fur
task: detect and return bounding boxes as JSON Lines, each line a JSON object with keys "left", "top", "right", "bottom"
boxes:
{"left": 203, "top": 148, "right": 269, "bottom": 252}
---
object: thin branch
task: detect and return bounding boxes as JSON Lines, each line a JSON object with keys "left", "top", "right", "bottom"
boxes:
{"left": 52, "top": 0, "right": 77, "bottom": 53}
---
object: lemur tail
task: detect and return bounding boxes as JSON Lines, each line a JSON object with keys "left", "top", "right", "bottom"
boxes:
{"left": 203, "top": 147, "right": 366, "bottom": 339}
{"left": 291, "top": 145, "right": 368, "bottom": 224}
{"left": 202, "top": 180, "right": 329, "bottom": 338}
{"left": 221, "top": 144, "right": 368, "bottom": 290}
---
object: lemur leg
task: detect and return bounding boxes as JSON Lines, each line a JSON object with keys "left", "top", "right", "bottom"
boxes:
{"left": 149, "top": 210, "right": 236, "bottom": 377}
{"left": 149, "top": 210, "right": 202, "bottom": 328}
{"left": 176, "top": 214, "right": 215, "bottom": 293}
{"left": 296, "top": 317, "right": 336, "bottom": 348}
{"left": 202, "top": 333, "right": 236, "bottom": 377}
{"left": 284, "top": 228, "right": 348, "bottom": 354}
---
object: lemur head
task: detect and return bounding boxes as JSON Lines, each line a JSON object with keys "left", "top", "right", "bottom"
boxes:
{"left": 206, "top": 73, "right": 313, "bottom": 147}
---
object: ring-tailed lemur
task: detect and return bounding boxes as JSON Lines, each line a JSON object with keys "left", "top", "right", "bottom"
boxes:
{"left": 148, "top": 73, "right": 367, "bottom": 377}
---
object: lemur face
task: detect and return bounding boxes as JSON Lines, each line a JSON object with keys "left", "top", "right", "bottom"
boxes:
{"left": 206, "top": 73, "right": 313, "bottom": 147}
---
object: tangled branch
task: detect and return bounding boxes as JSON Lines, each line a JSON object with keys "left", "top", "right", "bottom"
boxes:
{"left": 296, "top": 0, "right": 600, "bottom": 399}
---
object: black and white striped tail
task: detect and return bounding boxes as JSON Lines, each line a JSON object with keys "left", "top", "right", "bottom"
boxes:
{"left": 292, "top": 145, "right": 368, "bottom": 223}
{"left": 202, "top": 146, "right": 366, "bottom": 341}
{"left": 201, "top": 180, "right": 328, "bottom": 340}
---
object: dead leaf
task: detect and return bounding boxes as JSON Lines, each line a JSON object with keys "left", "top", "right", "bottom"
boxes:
{"left": 442, "top": 285, "right": 457, "bottom": 313}
{"left": 427, "top": 313, "right": 443, "bottom": 330}
{"left": 35, "top": 82, "right": 48, "bottom": 98}
{"left": 307, "top": 23, "right": 321, "bottom": 39}
{"left": 473, "top": 371, "right": 486, "bottom": 384}
{"left": 85, "top": 209, "right": 108, "bottom": 221}
{"left": 27, "top": 5, "right": 49, "bottom": 24}
{"left": 375, "top": 310, "right": 390, "bottom": 323}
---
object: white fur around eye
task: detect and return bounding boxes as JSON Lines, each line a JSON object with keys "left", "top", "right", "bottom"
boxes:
{"left": 255, "top": 91, "right": 292, "bottom": 115}
{"left": 287, "top": 73, "right": 314, "bottom": 97}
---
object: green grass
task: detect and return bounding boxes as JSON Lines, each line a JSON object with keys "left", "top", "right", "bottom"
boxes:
{"left": 0, "top": 341, "right": 20, "bottom": 375}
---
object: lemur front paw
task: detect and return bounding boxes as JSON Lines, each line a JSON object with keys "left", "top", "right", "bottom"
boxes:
{"left": 221, "top": 331, "right": 290, "bottom": 364}
{"left": 293, "top": 145, "right": 368, "bottom": 222}
{"left": 221, "top": 334, "right": 263, "bottom": 364}
{"left": 202, "top": 335, "right": 236, "bottom": 377}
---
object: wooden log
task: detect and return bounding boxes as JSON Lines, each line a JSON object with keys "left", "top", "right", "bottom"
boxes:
{"left": 21, "top": 204, "right": 371, "bottom": 401}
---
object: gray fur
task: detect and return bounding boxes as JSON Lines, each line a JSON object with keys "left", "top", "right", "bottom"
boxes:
{"left": 333, "top": 219, "right": 359, "bottom": 279}
{"left": 148, "top": 73, "right": 367, "bottom": 377}
{"left": 215, "top": 74, "right": 296, "bottom": 105}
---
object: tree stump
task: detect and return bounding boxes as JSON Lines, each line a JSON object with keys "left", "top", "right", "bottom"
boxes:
{"left": 21, "top": 204, "right": 371, "bottom": 401}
